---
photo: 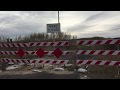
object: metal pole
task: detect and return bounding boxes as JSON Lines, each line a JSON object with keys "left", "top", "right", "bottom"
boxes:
{"left": 53, "top": 33, "right": 55, "bottom": 51}
{"left": 58, "top": 11, "right": 59, "bottom": 23}
{"left": 58, "top": 11, "right": 59, "bottom": 67}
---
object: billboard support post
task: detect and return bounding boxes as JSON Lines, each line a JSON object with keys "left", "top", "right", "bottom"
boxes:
{"left": 46, "top": 11, "right": 61, "bottom": 61}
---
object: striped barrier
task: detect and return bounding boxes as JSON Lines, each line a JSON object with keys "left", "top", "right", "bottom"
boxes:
{"left": 0, "top": 41, "right": 69, "bottom": 48}
{"left": 0, "top": 43, "right": 29, "bottom": 47}
{"left": 77, "top": 39, "right": 120, "bottom": 45}
{"left": 1, "top": 58, "right": 70, "bottom": 64}
{"left": 29, "top": 41, "right": 69, "bottom": 46}
{"left": 0, "top": 41, "right": 70, "bottom": 65}
{"left": 0, "top": 51, "right": 69, "bottom": 55}
{"left": 2, "top": 58, "right": 120, "bottom": 66}
{"left": 77, "top": 60, "right": 120, "bottom": 66}
{"left": 76, "top": 50, "right": 120, "bottom": 55}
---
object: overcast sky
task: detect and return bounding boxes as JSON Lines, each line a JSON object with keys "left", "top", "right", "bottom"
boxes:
{"left": 0, "top": 11, "right": 120, "bottom": 39}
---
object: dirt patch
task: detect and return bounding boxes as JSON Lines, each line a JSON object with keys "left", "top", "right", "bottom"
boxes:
{"left": 0, "top": 65, "right": 120, "bottom": 79}
{"left": 86, "top": 72, "right": 120, "bottom": 79}
{"left": 0, "top": 70, "right": 80, "bottom": 79}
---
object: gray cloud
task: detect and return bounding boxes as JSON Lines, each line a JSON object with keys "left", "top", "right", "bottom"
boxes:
{"left": 68, "top": 24, "right": 96, "bottom": 34}
{"left": 65, "top": 11, "right": 120, "bottom": 38}
{"left": 108, "top": 24, "right": 120, "bottom": 31}
{"left": 0, "top": 14, "right": 19, "bottom": 24}
{"left": 18, "top": 11, "right": 58, "bottom": 21}
{"left": 62, "top": 12, "right": 106, "bottom": 34}
{"left": 0, "top": 11, "right": 120, "bottom": 39}
{"left": 82, "top": 11, "right": 105, "bottom": 22}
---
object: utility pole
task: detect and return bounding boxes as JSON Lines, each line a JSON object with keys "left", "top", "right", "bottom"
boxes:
{"left": 53, "top": 11, "right": 60, "bottom": 47}
{"left": 58, "top": 11, "right": 59, "bottom": 23}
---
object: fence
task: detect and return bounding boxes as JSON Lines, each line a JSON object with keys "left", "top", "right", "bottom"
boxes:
{"left": 76, "top": 39, "right": 120, "bottom": 76}
{"left": 0, "top": 41, "right": 70, "bottom": 65}
{"left": 1, "top": 39, "right": 120, "bottom": 66}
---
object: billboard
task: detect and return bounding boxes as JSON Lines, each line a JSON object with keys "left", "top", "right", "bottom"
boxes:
{"left": 47, "top": 23, "right": 61, "bottom": 33}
